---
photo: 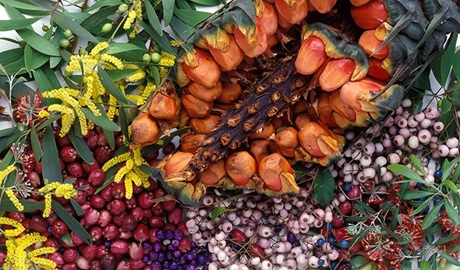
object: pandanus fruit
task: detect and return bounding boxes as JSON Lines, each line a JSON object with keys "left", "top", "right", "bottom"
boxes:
{"left": 130, "top": 0, "right": 460, "bottom": 205}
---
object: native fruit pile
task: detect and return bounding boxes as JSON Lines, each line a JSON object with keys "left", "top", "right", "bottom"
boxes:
{"left": 130, "top": 0, "right": 460, "bottom": 204}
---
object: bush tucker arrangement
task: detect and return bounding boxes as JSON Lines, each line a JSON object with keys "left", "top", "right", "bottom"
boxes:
{"left": 0, "top": 0, "right": 460, "bottom": 269}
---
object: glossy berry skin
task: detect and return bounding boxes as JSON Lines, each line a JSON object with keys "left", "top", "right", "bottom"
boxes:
{"left": 342, "top": 182, "right": 352, "bottom": 192}
{"left": 316, "top": 239, "right": 325, "bottom": 246}
{"left": 339, "top": 240, "right": 349, "bottom": 249}
{"left": 434, "top": 170, "right": 442, "bottom": 179}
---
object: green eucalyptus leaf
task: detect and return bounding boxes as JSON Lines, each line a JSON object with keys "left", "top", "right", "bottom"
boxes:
{"left": 211, "top": 207, "right": 227, "bottom": 221}
{"left": 0, "top": 17, "right": 41, "bottom": 31}
{"left": 434, "top": 234, "right": 459, "bottom": 246}
{"left": 188, "top": 0, "right": 221, "bottom": 6}
{"left": 388, "top": 164, "right": 425, "bottom": 184}
{"left": 70, "top": 198, "right": 85, "bottom": 216}
{"left": 444, "top": 180, "right": 458, "bottom": 193}
{"left": 105, "top": 69, "right": 138, "bottom": 81}
{"left": 419, "top": 260, "right": 431, "bottom": 270}
{"left": 52, "top": 200, "right": 92, "bottom": 245}
{"left": 0, "top": 0, "right": 48, "bottom": 12}
{"left": 81, "top": 107, "right": 120, "bottom": 132}
{"left": 81, "top": 6, "right": 117, "bottom": 35}
{"left": 105, "top": 43, "right": 144, "bottom": 54}
{"left": 440, "top": 253, "right": 460, "bottom": 267}
{"left": 411, "top": 195, "right": 435, "bottom": 216}
{"left": 139, "top": 20, "right": 176, "bottom": 55}
{"left": 174, "top": 8, "right": 210, "bottom": 27}
{"left": 33, "top": 66, "right": 62, "bottom": 93}
{"left": 98, "top": 67, "right": 131, "bottom": 105}
{"left": 145, "top": 0, "right": 163, "bottom": 35}
{"left": 442, "top": 156, "right": 460, "bottom": 182}
{"left": 103, "top": 128, "right": 116, "bottom": 149}
{"left": 313, "top": 167, "right": 335, "bottom": 208}
{"left": 409, "top": 154, "right": 426, "bottom": 176}
{"left": 16, "top": 28, "right": 60, "bottom": 56}
{"left": 0, "top": 126, "right": 18, "bottom": 138}
{"left": 30, "top": 126, "right": 43, "bottom": 162}
{"left": 401, "top": 190, "right": 435, "bottom": 200}
{"left": 444, "top": 200, "right": 460, "bottom": 225}
{"left": 162, "top": 0, "right": 175, "bottom": 27}
{"left": 68, "top": 128, "right": 95, "bottom": 165}
{"left": 430, "top": 34, "right": 457, "bottom": 88}
{"left": 422, "top": 201, "right": 443, "bottom": 230}
{"left": 85, "top": 0, "right": 123, "bottom": 12}
{"left": 0, "top": 197, "right": 44, "bottom": 213}
{"left": 51, "top": 11, "right": 99, "bottom": 43}
{"left": 24, "top": 44, "right": 33, "bottom": 76}
{"left": 41, "top": 126, "right": 63, "bottom": 183}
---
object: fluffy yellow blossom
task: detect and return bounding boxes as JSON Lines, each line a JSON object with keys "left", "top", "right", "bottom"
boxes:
{"left": 0, "top": 217, "right": 25, "bottom": 237}
{"left": 159, "top": 52, "right": 176, "bottom": 78}
{"left": 103, "top": 149, "right": 149, "bottom": 199}
{"left": 38, "top": 109, "right": 50, "bottom": 119}
{"left": 127, "top": 94, "right": 146, "bottom": 105}
{"left": 5, "top": 189, "right": 24, "bottom": 211}
{"left": 42, "top": 194, "right": 52, "bottom": 218}
{"left": 4, "top": 232, "right": 56, "bottom": 270}
{"left": 0, "top": 165, "right": 16, "bottom": 185}
{"left": 55, "top": 183, "right": 77, "bottom": 199}
{"left": 38, "top": 182, "right": 76, "bottom": 217}
{"left": 107, "top": 94, "right": 118, "bottom": 120}
{"left": 128, "top": 69, "right": 146, "bottom": 82}
{"left": 123, "top": 10, "right": 137, "bottom": 30}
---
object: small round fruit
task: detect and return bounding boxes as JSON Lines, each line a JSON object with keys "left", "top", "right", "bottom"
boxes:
{"left": 118, "top": 3, "right": 129, "bottom": 13}
{"left": 151, "top": 52, "right": 161, "bottom": 63}
{"left": 42, "top": 25, "right": 49, "bottom": 32}
{"left": 59, "top": 39, "right": 70, "bottom": 48}
{"left": 142, "top": 53, "right": 151, "bottom": 63}
{"left": 79, "top": 48, "right": 87, "bottom": 56}
{"left": 101, "top": 23, "right": 113, "bottom": 33}
{"left": 63, "top": 29, "right": 73, "bottom": 38}
{"left": 153, "top": 45, "right": 161, "bottom": 53}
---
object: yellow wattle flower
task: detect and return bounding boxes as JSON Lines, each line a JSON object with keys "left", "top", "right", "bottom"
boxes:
{"left": 5, "top": 189, "right": 24, "bottom": 212}
{"left": 102, "top": 152, "right": 131, "bottom": 171}
{"left": 54, "top": 183, "right": 77, "bottom": 199}
{"left": 0, "top": 217, "right": 25, "bottom": 237}
{"left": 90, "top": 42, "right": 109, "bottom": 55}
{"left": 0, "top": 165, "right": 17, "bottom": 185}
{"left": 42, "top": 194, "right": 52, "bottom": 218}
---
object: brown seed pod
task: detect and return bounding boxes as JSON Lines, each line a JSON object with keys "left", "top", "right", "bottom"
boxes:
{"left": 217, "top": 82, "right": 243, "bottom": 104}
{"left": 275, "top": 126, "right": 299, "bottom": 157}
{"left": 298, "top": 122, "right": 340, "bottom": 157}
{"left": 249, "top": 139, "right": 272, "bottom": 162}
{"left": 181, "top": 94, "right": 213, "bottom": 118}
{"left": 181, "top": 49, "right": 221, "bottom": 88}
{"left": 187, "top": 80, "right": 223, "bottom": 103}
{"left": 225, "top": 151, "right": 257, "bottom": 186}
{"left": 249, "top": 122, "right": 275, "bottom": 140}
{"left": 200, "top": 160, "right": 226, "bottom": 185}
{"left": 189, "top": 114, "right": 220, "bottom": 134}
{"left": 294, "top": 112, "right": 312, "bottom": 129}
{"left": 131, "top": 112, "right": 162, "bottom": 148}
{"left": 163, "top": 151, "right": 194, "bottom": 177}
{"left": 148, "top": 92, "right": 178, "bottom": 121}
{"left": 180, "top": 133, "right": 206, "bottom": 153}
{"left": 258, "top": 153, "right": 294, "bottom": 191}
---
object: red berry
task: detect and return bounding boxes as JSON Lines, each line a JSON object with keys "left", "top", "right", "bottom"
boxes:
{"left": 177, "top": 236, "right": 191, "bottom": 253}
{"left": 30, "top": 215, "right": 48, "bottom": 233}
{"left": 83, "top": 162, "right": 101, "bottom": 175}
{"left": 167, "top": 208, "right": 182, "bottom": 225}
{"left": 52, "top": 220, "right": 68, "bottom": 238}
{"left": 60, "top": 146, "right": 78, "bottom": 163}
{"left": 133, "top": 224, "right": 149, "bottom": 242}
{"left": 121, "top": 215, "right": 137, "bottom": 232}
{"left": 137, "top": 192, "right": 155, "bottom": 209}
{"left": 91, "top": 195, "right": 106, "bottom": 209}
{"left": 250, "top": 244, "right": 265, "bottom": 258}
{"left": 67, "top": 162, "right": 84, "bottom": 178}
{"left": 63, "top": 248, "right": 78, "bottom": 263}
{"left": 82, "top": 245, "right": 97, "bottom": 261}
{"left": 339, "top": 201, "right": 353, "bottom": 215}
{"left": 331, "top": 215, "right": 345, "bottom": 228}
{"left": 90, "top": 226, "right": 103, "bottom": 242}
{"left": 111, "top": 183, "right": 126, "bottom": 200}
{"left": 347, "top": 185, "right": 361, "bottom": 200}
{"left": 107, "top": 200, "right": 126, "bottom": 216}
{"left": 111, "top": 240, "right": 129, "bottom": 254}
{"left": 97, "top": 210, "right": 112, "bottom": 228}
{"left": 129, "top": 242, "right": 144, "bottom": 261}
{"left": 102, "top": 224, "right": 118, "bottom": 241}
{"left": 231, "top": 229, "right": 246, "bottom": 243}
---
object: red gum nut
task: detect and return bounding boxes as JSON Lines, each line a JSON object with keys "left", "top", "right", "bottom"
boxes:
{"left": 181, "top": 49, "right": 221, "bottom": 88}
{"left": 207, "top": 35, "right": 244, "bottom": 71}
{"left": 258, "top": 153, "right": 293, "bottom": 191}
{"left": 351, "top": 0, "right": 388, "bottom": 29}
{"left": 225, "top": 151, "right": 257, "bottom": 186}
{"left": 259, "top": 2, "right": 278, "bottom": 37}
{"left": 358, "top": 30, "right": 389, "bottom": 60}
{"left": 295, "top": 36, "right": 327, "bottom": 75}
{"left": 274, "top": 0, "right": 309, "bottom": 25}
{"left": 319, "top": 58, "right": 355, "bottom": 92}
{"left": 368, "top": 58, "right": 391, "bottom": 80}
{"left": 234, "top": 19, "right": 268, "bottom": 58}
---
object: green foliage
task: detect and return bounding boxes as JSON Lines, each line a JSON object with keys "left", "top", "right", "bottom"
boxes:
{"left": 313, "top": 167, "right": 335, "bottom": 207}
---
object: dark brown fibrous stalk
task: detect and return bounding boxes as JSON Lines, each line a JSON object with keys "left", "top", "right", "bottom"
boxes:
{"left": 188, "top": 57, "right": 310, "bottom": 172}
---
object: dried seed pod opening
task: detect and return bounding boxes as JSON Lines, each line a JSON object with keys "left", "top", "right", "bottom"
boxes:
{"left": 351, "top": 0, "right": 388, "bottom": 29}
{"left": 181, "top": 49, "right": 221, "bottom": 88}
{"left": 217, "top": 82, "right": 243, "bottom": 104}
{"left": 258, "top": 153, "right": 294, "bottom": 191}
{"left": 189, "top": 114, "right": 220, "bottom": 134}
{"left": 358, "top": 30, "right": 389, "bottom": 60}
{"left": 207, "top": 35, "right": 245, "bottom": 71}
{"left": 319, "top": 58, "right": 355, "bottom": 91}
{"left": 130, "top": 112, "right": 162, "bottom": 148}
{"left": 234, "top": 19, "right": 268, "bottom": 57}
{"left": 181, "top": 94, "right": 213, "bottom": 118}
{"left": 309, "top": 0, "right": 337, "bottom": 14}
{"left": 187, "top": 80, "right": 223, "bottom": 103}
{"left": 148, "top": 92, "right": 178, "bottom": 121}
{"left": 181, "top": 133, "right": 207, "bottom": 153}
{"left": 200, "top": 160, "right": 226, "bottom": 186}
{"left": 295, "top": 36, "right": 327, "bottom": 75}
{"left": 274, "top": 0, "right": 309, "bottom": 25}
{"left": 163, "top": 151, "right": 194, "bottom": 177}
{"left": 275, "top": 126, "right": 299, "bottom": 157}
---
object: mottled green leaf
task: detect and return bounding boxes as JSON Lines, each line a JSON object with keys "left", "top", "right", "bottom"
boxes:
{"left": 442, "top": 156, "right": 460, "bottom": 182}
{"left": 145, "top": 0, "right": 163, "bottom": 35}
{"left": 41, "top": 126, "right": 63, "bottom": 183}
{"left": 162, "top": 0, "right": 175, "bottom": 26}
{"left": 422, "top": 201, "right": 443, "bottom": 230}
{"left": 16, "top": 28, "right": 60, "bottom": 56}
{"left": 419, "top": 260, "right": 431, "bottom": 270}
{"left": 52, "top": 200, "right": 92, "bottom": 245}
{"left": 0, "top": 197, "right": 44, "bottom": 213}
{"left": 174, "top": 8, "right": 210, "bottom": 27}
{"left": 440, "top": 253, "right": 460, "bottom": 267}
{"left": 80, "top": 6, "right": 117, "bottom": 35}
{"left": 98, "top": 67, "right": 131, "bottom": 105}
{"left": 68, "top": 128, "right": 95, "bottom": 165}
{"left": 105, "top": 43, "right": 144, "bottom": 54}
{"left": 0, "top": 17, "right": 41, "bottom": 31}
{"left": 313, "top": 167, "right": 335, "bottom": 208}
{"left": 51, "top": 11, "right": 99, "bottom": 43}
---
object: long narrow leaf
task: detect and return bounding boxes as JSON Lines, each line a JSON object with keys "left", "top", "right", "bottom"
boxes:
{"left": 388, "top": 164, "right": 425, "bottom": 183}
{"left": 52, "top": 200, "right": 92, "bottom": 245}
{"left": 444, "top": 200, "right": 460, "bottom": 225}
{"left": 162, "top": 0, "right": 175, "bottom": 26}
{"left": 81, "top": 108, "right": 120, "bottom": 131}
{"left": 98, "top": 67, "right": 131, "bottom": 105}
{"left": 68, "top": 128, "right": 95, "bottom": 165}
{"left": 0, "top": 18, "right": 41, "bottom": 31}
{"left": 51, "top": 12, "right": 99, "bottom": 43}
{"left": 30, "top": 126, "right": 43, "bottom": 162}
{"left": 16, "top": 29, "right": 60, "bottom": 56}
{"left": 422, "top": 202, "right": 443, "bottom": 230}
{"left": 41, "top": 126, "right": 63, "bottom": 183}
{"left": 145, "top": 0, "right": 163, "bottom": 35}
